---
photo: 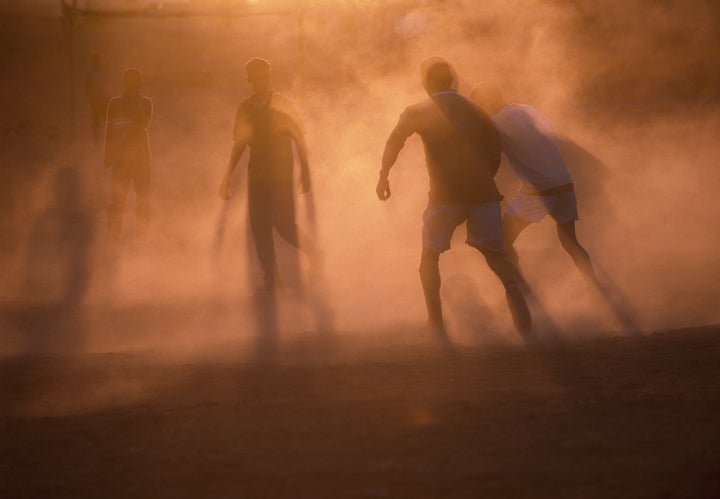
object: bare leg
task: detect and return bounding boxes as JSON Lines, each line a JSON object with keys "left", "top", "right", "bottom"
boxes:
{"left": 419, "top": 248, "right": 446, "bottom": 336}
{"left": 248, "top": 185, "right": 280, "bottom": 289}
{"left": 108, "top": 163, "right": 132, "bottom": 240}
{"left": 503, "top": 214, "right": 532, "bottom": 293}
{"left": 556, "top": 222, "right": 601, "bottom": 286}
{"left": 472, "top": 244, "right": 532, "bottom": 337}
{"left": 272, "top": 184, "right": 324, "bottom": 288}
{"left": 133, "top": 161, "right": 151, "bottom": 238}
{"left": 557, "top": 222, "right": 638, "bottom": 331}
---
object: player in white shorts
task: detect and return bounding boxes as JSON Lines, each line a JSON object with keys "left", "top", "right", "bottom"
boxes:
{"left": 469, "top": 83, "right": 602, "bottom": 295}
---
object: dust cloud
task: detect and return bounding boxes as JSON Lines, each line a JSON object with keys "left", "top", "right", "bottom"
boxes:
{"left": 1, "top": 0, "right": 718, "bottom": 359}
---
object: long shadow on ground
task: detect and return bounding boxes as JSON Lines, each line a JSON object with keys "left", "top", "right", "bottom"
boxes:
{"left": 1, "top": 325, "right": 720, "bottom": 498}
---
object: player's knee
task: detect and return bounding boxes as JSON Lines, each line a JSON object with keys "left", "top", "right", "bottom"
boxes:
{"left": 469, "top": 242, "right": 502, "bottom": 261}
{"left": 485, "top": 252, "right": 521, "bottom": 288}
{"left": 556, "top": 222, "right": 577, "bottom": 242}
{"left": 482, "top": 250, "right": 504, "bottom": 271}
{"left": 419, "top": 248, "right": 439, "bottom": 273}
{"left": 557, "top": 228, "right": 584, "bottom": 255}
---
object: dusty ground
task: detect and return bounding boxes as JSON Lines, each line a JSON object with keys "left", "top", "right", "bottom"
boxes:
{"left": 2, "top": 4, "right": 719, "bottom": 497}
{"left": 2, "top": 324, "right": 720, "bottom": 498}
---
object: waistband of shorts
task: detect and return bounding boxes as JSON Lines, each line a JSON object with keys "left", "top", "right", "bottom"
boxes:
{"left": 522, "top": 183, "right": 574, "bottom": 196}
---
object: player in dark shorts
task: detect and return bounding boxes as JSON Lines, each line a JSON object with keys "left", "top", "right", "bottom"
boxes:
{"left": 218, "top": 58, "right": 317, "bottom": 291}
{"left": 376, "top": 57, "right": 531, "bottom": 338}
{"left": 104, "top": 68, "right": 152, "bottom": 240}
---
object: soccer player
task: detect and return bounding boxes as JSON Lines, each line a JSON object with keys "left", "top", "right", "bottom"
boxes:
{"left": 376, "top": 58, "right": 531, "bottom": 338}
{"left": 218, "top": 58, "right": 317, "bottom": 291}
{"left": 469, "top": 83, "right": 635, "bottom": 329}
{"left": 104, "top": 68, "right": 153, "bottom": 240}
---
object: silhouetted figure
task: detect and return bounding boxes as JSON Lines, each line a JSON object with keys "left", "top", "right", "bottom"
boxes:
{"left": 219, "top": 58, "right": 318, "bottom": 292}
{"left": 85, "top": 53, "right": 109, "bottom": 143}
{"left": 18, "top": 167, "right": 94, "bottom": 353}
{"left": 376, "top": 58, "right": 531, "bottom": 339}
{"left": 104, "top": 68, "right": 152, "bottom": 241}
{"left": 469, "top": 83, "right": 637, "bottom": 331}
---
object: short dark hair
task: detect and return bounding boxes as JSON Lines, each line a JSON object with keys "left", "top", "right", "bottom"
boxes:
{"left": 123, "top": 68, "right": 142, "bottom": 86}
{"left": 245, "top": 57, "right": 270, "bottom": 76}
{"left": 421, "top": 57, "right": 454, "bottom": 92}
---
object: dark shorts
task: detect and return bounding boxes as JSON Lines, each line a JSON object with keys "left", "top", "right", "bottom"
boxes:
{"left": 422, "top": 201, "right": 504, "bottom": 254}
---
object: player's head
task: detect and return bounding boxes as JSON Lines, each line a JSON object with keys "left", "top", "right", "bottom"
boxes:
{"left": 245, "top": 57, "right": 271, "bottom": 93}
{"left": 421, "top": 57, "right": 455, "bottom": 94}
{"left": 123, "top": 68, "right": 143, "bottom": 95}
{"left": 469, "top": 82, "right": 506, "bottom": 115}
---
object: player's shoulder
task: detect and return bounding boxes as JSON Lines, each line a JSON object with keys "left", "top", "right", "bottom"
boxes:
{"left": 106, "top": 95, "right": 122, "bottom": 111}
{"left": 235, "top": 96, "right": 255, "bottom": 119}
{"left": 270, "top": 92, "right": 294, "bottom": 107}
{"left": 269, "top": 92, "right": 299, "bottom": 115}
{"left": 401, "top": 99, "right": 430, "bottom": 119}
{"left": 410, "top": 97, "right": 434, "bottom": 112}
{"left": 238, "top": 94, "right": 254, "bottom": 109}
{"left": 270, "top": 93, "right": 304, "bottom": 128}
{"left": 140, "top": 95, "right": 153, "bottom": 109}
{"left": 505, "top": 103, "right": 538, "bottom": 117}
{"left": 513, "top": 104, "right": 553, "bottom": 128}
{"left": 493, "top": 103, "right": 533, "bottom": 123}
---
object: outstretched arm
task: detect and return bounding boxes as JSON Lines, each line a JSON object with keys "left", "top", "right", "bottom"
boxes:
{"left": 218, "top": 141, "right": 247, "bottom": 200}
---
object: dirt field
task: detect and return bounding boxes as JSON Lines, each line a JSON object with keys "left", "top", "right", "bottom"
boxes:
{"left": 2, "top": 3, "right": 720, "bottom": 497}
{"left": 2, "top": 325, "right": 720, "bottom": 498}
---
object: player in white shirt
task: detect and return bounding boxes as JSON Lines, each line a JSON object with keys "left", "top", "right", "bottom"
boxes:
{"left": 469, "top": 83, "right": 602, "bottom": 295}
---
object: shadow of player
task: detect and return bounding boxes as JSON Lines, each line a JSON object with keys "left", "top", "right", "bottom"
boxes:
{"left": 13, "top": 167, "right": 95, "bottom": 354}
{"left": 442, "top": 273, "right": 506, "bottom": 345}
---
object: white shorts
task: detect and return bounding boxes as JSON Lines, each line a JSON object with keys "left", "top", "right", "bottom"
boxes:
{"left": 422, "top": 202, "right": 505, "bottom": 254}
{"left": 505, "top": 190, "right": 579, "bottom": 224}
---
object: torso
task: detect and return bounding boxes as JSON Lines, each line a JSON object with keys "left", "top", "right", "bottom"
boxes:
{"left": 235, "top": 92, "right": 301, "bottom": 185}
{"left": 403, "top": 92, "right": 502, "bottom": 204}
{"left": 107, "top": 94, "right": 152, "bottom": 164}
{"left": 491, "top": 104, "right": 572, "bottom": 192}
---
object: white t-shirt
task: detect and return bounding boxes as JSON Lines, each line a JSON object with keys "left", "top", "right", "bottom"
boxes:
{"left": 491, "top": 104, "right": 572, "bottom": 192}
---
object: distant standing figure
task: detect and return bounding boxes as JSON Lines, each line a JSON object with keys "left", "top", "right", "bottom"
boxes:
{"left": 85, "top": 53, "right": 109, "bottom": 143}
{"left": 104, "top": 68, "right": 153, "bottom": 240}
{"left": 218, "top": 58, "right": 317, "bottom": 291}
{"left": 469, "top": 83, "right": 634, "bottom": 328}
{"left": 376, "top": 58, "right": 531, "bottom": 338}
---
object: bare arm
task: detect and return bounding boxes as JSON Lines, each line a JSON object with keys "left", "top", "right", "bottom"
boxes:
{"left": 377, "top": 110, "right": 413, "bottom": 201}
{"left": 376, "top": 135, "right": 405, "bottom": 200}
{"left": 218, "top": 141, "right": 247, "bottom": 200}
{"left": 141, "top": 97, "right": 153, "bottom": 129}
